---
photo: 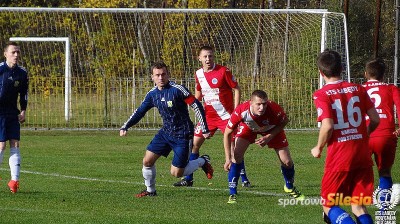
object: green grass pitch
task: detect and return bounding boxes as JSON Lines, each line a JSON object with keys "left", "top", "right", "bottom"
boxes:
{"left": 0, "top": 130, "right": 398, "bottom": 223}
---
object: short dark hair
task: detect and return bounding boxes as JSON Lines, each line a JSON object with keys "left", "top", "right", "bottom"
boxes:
{"left": 251, "top": 90, "right": 268, "bottom": 100}
{"left": 365, "top": 58, "right": 385, "bottom": 81}
{"left": 198, "top": 45, "right": 214, "bottom": 55}
{"left": 317, "top": 49, "right": 342, "bottom": 78}
{"left": 151, "top": 61, "right": 168, "bottom": 74}
{"left": 4, "top": 41, "right": 19, "bottom": 52}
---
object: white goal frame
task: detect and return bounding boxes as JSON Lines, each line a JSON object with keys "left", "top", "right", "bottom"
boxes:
{"left": 9, "top": 37, "right": 71, "bottom": 122}
{"left": 0, "top": 8, "right": 350, "bottom": 129}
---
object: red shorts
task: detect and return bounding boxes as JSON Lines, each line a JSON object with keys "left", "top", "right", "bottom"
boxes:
{"left": 321, "top": 168, "right": 374, "bottom": 207}
{"left": 369, "top": 136, "right": 397, "bottom": 170}
{"left": 194, "top": 117, "right": 228, "bottom": 137}
{"left": 234, "top": 123, "right": 289, "bottom": 149}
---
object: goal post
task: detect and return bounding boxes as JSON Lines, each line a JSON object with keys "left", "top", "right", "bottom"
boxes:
{"left": 9, "top": 37, "right": 71, "bottom": 122}
{"left": 0, "top": 8, "right": 349, "bottom": 130}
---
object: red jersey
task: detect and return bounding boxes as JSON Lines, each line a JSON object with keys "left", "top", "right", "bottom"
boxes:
{"left": 226, "top": 100, "right": 287, "bottom": 133}
{"left": 195, "top": 64, "right": 238, "bottom": 121}
{"left": 313, "top": 80, "right": 375, "bottom": 171}
{"left": 362, "top": 80, "right": 400, "bottom": 137}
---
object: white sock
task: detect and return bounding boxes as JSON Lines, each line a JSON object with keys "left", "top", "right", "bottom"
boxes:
{"left": 9, "top": 147, "right": 21, "bottom": 181}
{"left": 182, "top": 157, "right": 205, "bottom": 176}
{"left": 142, "top": 165, "right": 156, "bottom": 193}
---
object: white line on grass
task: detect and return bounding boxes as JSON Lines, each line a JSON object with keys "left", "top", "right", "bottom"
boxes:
{"left": 0, "top": 168, "right": 287, "bottom": 197}
{"left": 0, "top": 207, "right": 87, "bottom": 215}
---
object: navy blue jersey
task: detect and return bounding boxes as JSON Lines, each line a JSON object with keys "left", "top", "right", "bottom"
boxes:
{"left": 121, "top": 81, "right": 208, "bottom": 138}
{"left": 0, "top": 62, "right": 28, "bottom": 116}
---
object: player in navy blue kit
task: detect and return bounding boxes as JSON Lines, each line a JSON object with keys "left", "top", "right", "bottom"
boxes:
{"left": 120, "top": 61, "right": 214, "bottom": 197}
{"left": 0, "top": 42, "right": 29, "bottom": 193}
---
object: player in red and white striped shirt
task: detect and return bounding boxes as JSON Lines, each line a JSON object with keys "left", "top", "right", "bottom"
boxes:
{"left": 174, "top": 45, "right": 251, "bottom": 187}
{"left": 362, "top": 58, "right": 400, "bottom": 203}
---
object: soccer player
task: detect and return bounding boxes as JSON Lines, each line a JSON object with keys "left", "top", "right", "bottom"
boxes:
{"left": 362, "top": 58, "right": 400, "bottom": 206}
{"left": 223, "top": 90, "right": 304, "bottom": 204}
{"left": 174, "top": 45, "right": 251, "bottom": 187}
{"left": 0, "top": 41, "right": 29, "bottom": 193}
{"left": 120, "top": 61, "right": 214, "bottom": 197}
{"left": 311, "top": 50, "right": 380, "bottom": 224}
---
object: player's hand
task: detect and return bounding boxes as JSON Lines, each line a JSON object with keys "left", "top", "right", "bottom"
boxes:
{"left": 120, "top": 129, "right": 127, "bottom": 137}
{"left": 202, "top": 132, "right": 211, "bottom": 139}
{"left": 18, "top": 111, "right": 26, "bottom": 123}
{"left": 224, "top": 160, "right": 231, "bottom": 172}
{"left": 311, "top": 146, "right": 322, "bottom": 158}
{"left": 255, "top": 135, "right": 270, "bottom": 147}
{"left": 393, "top": 128, "right": 400, "bottom": 137}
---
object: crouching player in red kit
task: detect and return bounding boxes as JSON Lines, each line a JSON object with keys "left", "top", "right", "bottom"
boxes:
{"left": 223, "top": 90, "right": 304, "bottom": 204}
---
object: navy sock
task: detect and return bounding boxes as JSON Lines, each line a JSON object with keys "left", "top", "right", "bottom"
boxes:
{"left": 239, "top": 160, "right": 249, "bottom": 182}
{"left": 281, "top": 165, "right": 295, "bottom": 189}
{"left": 355, "top": 214, "right": 373, "bottom": 224}
{"left": 185, "top": 153, "right": 199, "bottom": 181}
{"left": 379, "top": 176, "right": 393, "bottom": 190}
{"left": 379, "top": 176, "right": 393, "bottom": 208}
{"left": 328, "top": 206, "right": 356, "bottom": 224}
{"left": 228, "top": 162, "right": 241, "bottom": 195}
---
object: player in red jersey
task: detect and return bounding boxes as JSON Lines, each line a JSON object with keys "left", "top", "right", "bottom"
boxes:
{"left": 362, "top": 58, "right": 400, "bottom": 207}
{"left": 223, "top": 90, "right": 304, "bottom": 204}
{"left": 174, "top": 45, "right": 251, "bottom": 187}
{"left": 312, "top": 50, "right": 380, "bottom": 224}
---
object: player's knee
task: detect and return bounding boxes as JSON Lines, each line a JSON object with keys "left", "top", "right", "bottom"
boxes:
{"left": 9, "top": 139, "right": 19, "bottom": 148}
{"left": 191, "top": 145, "right": 201, "bottom": 153}
{"left": 142, "top": 159, "right": 154, "bottom": 167}
{"left": 232, "top": 154, "right": 244, "bottom": 163}
{"left": 281, "top": 160, "right": 294, "bottom": 168}
{"left": 0, "top": 142, "right": 6, "bottom": 151}
{"left": 170, "top": 168, "right": 183, "bottom": 177}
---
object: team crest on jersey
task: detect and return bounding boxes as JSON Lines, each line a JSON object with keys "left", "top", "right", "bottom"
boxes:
{"left": 14, "top": 81, "right": 19, "bottom": 87}
{"left": 262, "top": 120, "right": 269, "bottom": 125}
{"left": 212, "top": 78, "right": 218, "bottom": 84}
{"left": 167, "top": 101, "right": 173, "bottom": 107}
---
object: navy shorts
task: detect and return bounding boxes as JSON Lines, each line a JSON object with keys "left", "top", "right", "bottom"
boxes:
{"left": 0, "top": 115, "right": 20, "bottom": 142}
{"left": 147, "top": 130, "right": 193, "bottom": 168}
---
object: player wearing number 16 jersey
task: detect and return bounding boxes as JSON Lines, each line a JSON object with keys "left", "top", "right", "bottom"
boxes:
{"left": 312, "top": 50, "right": 380, "bottom": 224}
{"left": 362, "top": 58, "right": 400, "bottom": 206}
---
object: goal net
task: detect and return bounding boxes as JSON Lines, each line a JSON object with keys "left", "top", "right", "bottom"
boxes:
{"left": 0, "top": 8, "right": 349, "bottom": 130}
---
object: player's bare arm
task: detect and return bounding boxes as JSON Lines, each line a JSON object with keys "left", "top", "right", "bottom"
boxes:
{"left": 223, "top": 127, "right": 234, "bottom": 172}
{"left": 195, "top": 88, "right": 202, "bottom": 101}
{"left": 366, "top": 107, "right": 380, "bottom": 135}
{"left": 233, "top": 86, "right": 241, "bottom": 108}
{"left": 311, "top": 118, "right": 333, "bottom": 158}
